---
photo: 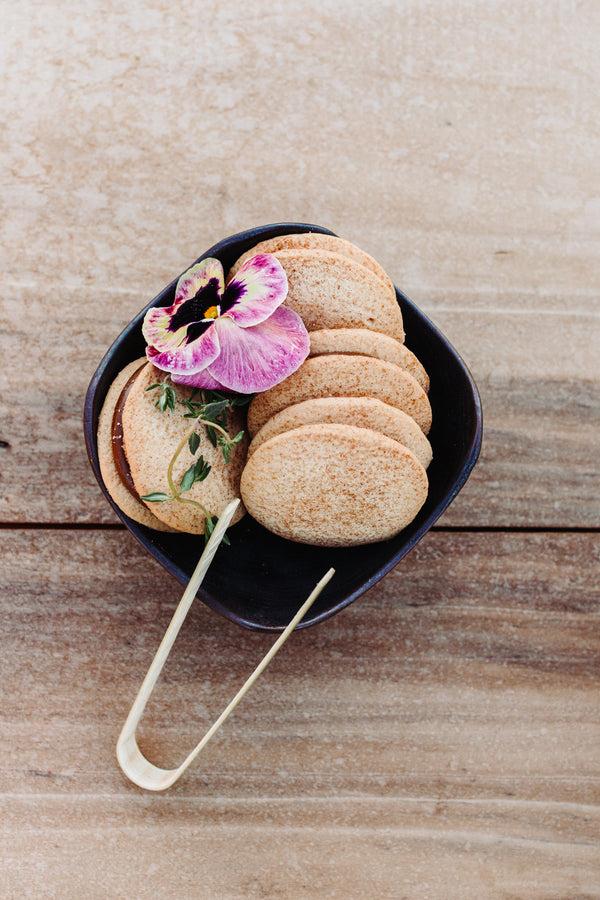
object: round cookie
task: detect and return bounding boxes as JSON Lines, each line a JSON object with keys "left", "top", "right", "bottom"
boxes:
{"left": 97, "top": 358, "right": 176, "bottom": 531}
{"left": 229, "top": 232, "right": 394, "bottom": 295}
{"left": 122, "top": 364, "right": 247, "bottom": 534}
{"left": 240, "top": 424, "right": 428, "bottom": 547}
{"left": 249, "top": 397, "right": 432, "bottom": 469}
{"left": 233, "top": 248, "right": 404, "bottom": 342}
{"left": 309, "top": 328, "right": 429, "bottom": 392}
{"left": 247, "top": 354, "right": 432, "bottom": 436}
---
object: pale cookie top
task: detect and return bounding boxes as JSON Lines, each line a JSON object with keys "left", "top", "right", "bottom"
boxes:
{"left": 277, "top": 248, "right": 403, "bottom": 340}
{"left": 228, "top": 232, "right": 394, "bottom": 296}
{"left": 231, "top": 246, "right": 404, "bottom": 342}
{"left": 240, "top": 423, "right": 428, "bottom": 547}
{"left": 122, "top": 364, "right": 247, "bottom": 534}
{"left": 309, "top": 327, "right": 429, "bottom": 392}
{"left": 247, "top": 354, "right": 432, "bottom": 435}
{"left": 248, "top": 396, "right": 432, "bottom": 469}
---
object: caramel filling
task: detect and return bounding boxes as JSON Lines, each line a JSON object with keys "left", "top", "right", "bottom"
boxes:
{"left": 111, "top": 363, "right": 146, "bottom": 499}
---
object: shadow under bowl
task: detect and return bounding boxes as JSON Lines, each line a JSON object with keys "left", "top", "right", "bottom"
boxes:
{"left": 84, "top": 222, "right": 482, "bottom": 631}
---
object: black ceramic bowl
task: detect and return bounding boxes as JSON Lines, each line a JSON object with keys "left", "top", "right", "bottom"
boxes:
{"left": 84, "top": 222, "right": 482, "bottom": 631}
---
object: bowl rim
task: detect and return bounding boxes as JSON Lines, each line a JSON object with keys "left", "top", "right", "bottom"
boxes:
{"left": 84, "top": 222, "right": 483, "bottom": 631}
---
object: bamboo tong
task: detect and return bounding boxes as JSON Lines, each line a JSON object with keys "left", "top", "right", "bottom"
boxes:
{"left": 117, "top": 498, "right": 334, "bottom": 791}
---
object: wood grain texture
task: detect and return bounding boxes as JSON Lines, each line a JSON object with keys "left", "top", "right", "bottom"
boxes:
{"left": 1, "top": 0, "right": 599, "bottom": 526}
{"left": 2, "top": 0, "right": 599, "bottom": 896}
{"left": 1, "top": 530, "right": 599, "bottom": 897}
{"left": 1, "top": 273, "right": 598, "bottom": 529}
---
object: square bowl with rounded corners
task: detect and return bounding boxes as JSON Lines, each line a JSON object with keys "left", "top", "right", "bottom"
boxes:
{"left": 84, "top": 222, "right": 482, "bottom": 631}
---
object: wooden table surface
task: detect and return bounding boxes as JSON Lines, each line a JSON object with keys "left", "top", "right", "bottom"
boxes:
{"left": 1, "top": 2, "right": 599, "bottom": 897}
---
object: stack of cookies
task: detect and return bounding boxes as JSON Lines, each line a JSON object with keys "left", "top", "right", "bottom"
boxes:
{"left": 236, "top": 233, "right": 432, "bottom": 548}
{"left": 97, "top": 231, "right": 432, "bottom": 548}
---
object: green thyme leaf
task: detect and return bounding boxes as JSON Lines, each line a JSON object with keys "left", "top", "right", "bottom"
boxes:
{"left": 201, "top": 400, "right": 229, "bottom": 420}
{"left": 188, "top": 431, "right": 200, "bottom": 455}
{"left": 140, "top": 492, "right": 171, "bottom": 502}
{"left": 179, "top": 463, "right": 197, "bottom": 494}
{"left": 229, "top": 394, "right": 253, "bottom": 407}
{"left": 216, "top": 429, "right": 245, "bottom": 464}
{"left": 204, "top": 515, "right": 215, "bottom": 543}
{"left": 201, "top": 390, "right": 227, "bottom": 404}
{"left": 165, "top": 386, "right": 176, "bottom": 411}
{"left": 201, "top": 389, "right": 253, "bottom": 408}
{"left": 205, "top": 425, "right": 218, "bottom": 447}
{"left": 182, "top": 397, "right": 222, "bottom": 419}
{"left": 204, "top": 515, "right": 231, "bottom": 547}
{"left": 146, "top": 379, "right": 176, "bottom": 413}
{"left": 180, "top": 456, "right": 212, "bottom": 494}
{"left": 193, "top": 456, "right": 211, "bottom": 482}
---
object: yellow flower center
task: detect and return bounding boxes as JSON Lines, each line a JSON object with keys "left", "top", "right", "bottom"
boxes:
{"left": 202, "top": 304, "right": 220, "bottom": 321}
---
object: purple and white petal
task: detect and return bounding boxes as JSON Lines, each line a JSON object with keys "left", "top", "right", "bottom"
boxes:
{"left": 223, "top": 254, "right": 288, "bottom": 328}
{"left": 174, "top": 258, "right": 224, "bottom": 304}
{"left": 142, "top": 258, "right": 225, "bottom": 352}
{"left": 171, "top": 369, "right": 226, "bottom": 390}
{"left": 143, "top": 306, "right": 189, "bottom": 353}
{"left": 146, "top": 322, "right": 220, "bottom": 375}
{"left": 207, "top": 306, "right": 309, "bottom": 393}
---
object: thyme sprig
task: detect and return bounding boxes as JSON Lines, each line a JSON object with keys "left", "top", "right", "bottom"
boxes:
{"left": 141, "top": 380, "right": 250, "bottom": 544}
{"left": 145, "top": 380, "right": 176, "bottom": 412}
{"left": 182, "top": 389, "right": 250, "bottom": 462}
{"left": 145, "top": 381, "right": 251, "bottom": 464}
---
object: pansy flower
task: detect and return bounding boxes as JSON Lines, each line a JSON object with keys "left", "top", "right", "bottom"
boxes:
{"left": 142, "top": 254, "right": 309, "bottom": 393}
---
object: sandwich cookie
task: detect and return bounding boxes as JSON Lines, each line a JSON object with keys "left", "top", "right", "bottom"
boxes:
{"left": 309, "top": 328, "right": 430, "bottom": 392}
{"left": 247, "top": 354, "right": 432, "bottom": 436}
{"left": 122, "top": 364, "right": 247, "bottom": 534}
{"left": 229, "top": 231, "right": 394, "bottom": 296}
{"left": 98, "top": 358, "right": 176, "bottom": 530}
{"left": 240, "top": 424, "right": 428, "bottom": 547}
{"left": 248, "top": 397, "right": 432, "bottom": 469}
